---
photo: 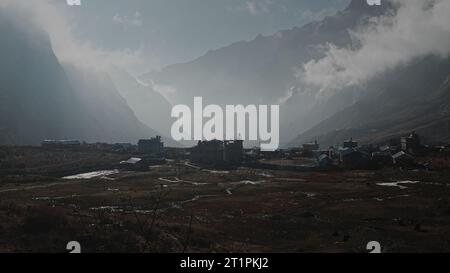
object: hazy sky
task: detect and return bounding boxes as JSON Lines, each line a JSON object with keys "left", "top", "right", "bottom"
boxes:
{"left": 54, "top": 0, "right": 350, "bottom": 70}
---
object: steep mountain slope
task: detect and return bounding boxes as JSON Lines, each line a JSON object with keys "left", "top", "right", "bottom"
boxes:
{"left": 108, "top": 67, "right": 172, "bottom": 137}
{"left": 142, "top": 0, "right": 391, "bottom": 143}
{"left": 290, "top": 56, "right": 450, "bottom": 146}
{"left": 0, "top": 9, "right": 166, "bottom": 146}
{"left": 145, "top": 0, "right": 389, "bottom": 104}
{"left": 0, "top": 9, "right": 84, "bottom": 145}
{"left": 62, "top": 64, "right": 163, "bottom": 144}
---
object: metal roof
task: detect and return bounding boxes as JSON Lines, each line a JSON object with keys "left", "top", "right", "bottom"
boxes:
{"left": 121, "top": 157, "right": 142, "bottom": 164}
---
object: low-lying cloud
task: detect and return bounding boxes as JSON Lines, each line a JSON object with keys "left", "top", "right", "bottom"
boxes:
{"left": 0, "top": 0, "right": 143, "bottom": 72}
{"left": 300, "top": 0, "right": 450, "bottom": 95}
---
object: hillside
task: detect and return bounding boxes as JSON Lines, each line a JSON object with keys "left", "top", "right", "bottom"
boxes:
{"left": 290, "top": 56, "right": 450, "bottom": 146}
{"left": 0, "top": 8, "right": 167, "bottom": 146}
{"left": 142, "top": 0, "right": 391, "bottom": 143}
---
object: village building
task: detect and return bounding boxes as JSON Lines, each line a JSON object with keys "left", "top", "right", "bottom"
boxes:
{"left": 260, "top": 149, "right": 284, "bottom": 160}
{"left": 120, "top": 157, "right": 146, "bottom": 171}
{"left": 223, "top": 140, "right": 245, "bottom": 164}
{"left": 42, "top": 139, "right": 81, "bottom": 148}
{"left": 315, "top": 147, "right": 335, "bottom": 159}
{"left": 339, "top": 148, "right": 370, "bottom": 169}
{"left": 119, "top": 156, "right": 166, "bottom": 171}
{"left": 112, "top": 143, "right": 135, "bottom": 152}
{"left": 138, "top": 136, "right": 164, "bottom": 155}
{"left": 401, "top": 132, "right": 421, "bottom": 154}
{"left": 190, "top": 140, "right": 243, "bottom": 166}
{"left": 343, "top": 138, "right": 358, "bottom": 149}
{"left": 317, "top": 154, "right": 333, "bottom": 167}
{"left": 371, "top": 151, "right": 394, "bottom": 167}
{"left": 301, "top": 141, "right": 319, "bottom": 157}
{"left": 303, "top": 141, "right": 319, "bottom": 151}
{"left": 244, "top": 148, "right": 261, "bottom": 161}
{"left": 164, "top": 147, "right": 190, "bottom": 160}
{"left": 392, "top": 151, "right": 415, "bottom": 167}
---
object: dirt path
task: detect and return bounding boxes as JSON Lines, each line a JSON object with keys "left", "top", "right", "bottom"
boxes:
{"left": 0, "top": 180, "right": 84, "bottom": 194}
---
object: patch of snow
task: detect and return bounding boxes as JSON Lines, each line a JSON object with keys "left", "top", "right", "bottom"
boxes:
{"left": 63, "top": 170, "right": 119, "bottom": 180}
{"left": 376, "top": 181, "right": 420, "bottom": 189}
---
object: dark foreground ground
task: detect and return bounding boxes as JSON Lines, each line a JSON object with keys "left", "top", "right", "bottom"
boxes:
{"left": 1, "top": 147, "right": 450, "bottom": 253}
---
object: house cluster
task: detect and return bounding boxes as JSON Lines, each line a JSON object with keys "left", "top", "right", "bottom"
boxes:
{"left": 42, "top": 136, "right": 166, "bottom": 171}
{"left": 41, "top": 139, "right": 81, "bottom": 148}
{"left": 190, "top": 140, "right": 244, "bottom": 167}
{"left": 120, "top": 136, "right": 165, "bottom": 171}
{"left": 298, "top": 132, "right": 442, "bottom": 170}
{"left": 41, "top": 132, "right": 449, "bottom": 171}
{"left": 42, "top": 139, "right": 136, "bottom": 152}
{"left": 41, "top": 136, "right": 165, "bottom": 154}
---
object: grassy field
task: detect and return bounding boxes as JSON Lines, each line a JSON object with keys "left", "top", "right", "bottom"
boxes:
{"left": 1, "top": 147, "right": 450, "bottom": 252}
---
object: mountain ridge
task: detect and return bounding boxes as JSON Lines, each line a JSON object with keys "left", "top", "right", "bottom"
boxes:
{"left": 0, "top": 9, "right": 173, "bottom": 146}
{"left": 289, "top": 56, "right": 450, "bottom": 147}
{"left": 142, "top": 0, "right": 395, "bottom": 144}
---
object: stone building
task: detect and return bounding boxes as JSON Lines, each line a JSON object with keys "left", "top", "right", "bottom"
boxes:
{"left": 138, "top": 136, "right": 164, "bottom": 155}
{"left": 190, "top": 140, "right": 243, "bottom": 166}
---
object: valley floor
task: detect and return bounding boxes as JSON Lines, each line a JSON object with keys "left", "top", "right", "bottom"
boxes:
{"left": 1, "top": 147, "right": 450, "bottom": 252}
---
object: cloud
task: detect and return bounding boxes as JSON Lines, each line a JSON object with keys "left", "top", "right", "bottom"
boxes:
{"left": 0, "top": 0, "right": 144, "bottom": 71}
{"left": 236, "top": 0, "right": 274, "bottom": 16}
{"left": 113, "top": 11, "right": 143, "bottom": 27}
{"left": 299, "top": 0, "right": 450, "bottom": 95}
